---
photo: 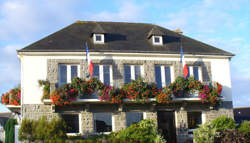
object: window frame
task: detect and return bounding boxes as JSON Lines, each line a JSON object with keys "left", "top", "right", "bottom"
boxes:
{"left": 152, "top": 35, "right": 163, "bottom": 45}
{"left": 58, "top": 64, "right": 80, "bottom": 86}
{"left": 61, "top": 113, "right": 81, "bottom": 135}
{"left": 155, "top": 65, "right": 174, "bottom": 88}
{"left": 93, "top": 64, "right": 113, "bottom": 86}
{"left": 93, "top": 112, "right": 113, "bottom": 134}
{"left": 124, "top": 65, "right": 144, "bottom": 84}
{"left": 187, "top": 66, "right": 202, "bottom": 81}
{"left": 93, "top": 34, "right": 105, "bottom": 44}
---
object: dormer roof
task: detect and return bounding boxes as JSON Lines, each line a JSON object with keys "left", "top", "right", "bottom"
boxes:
{"left": 147, "top": 26, "right": 164, "bottom": 38}
{"left": 92, "top": 24, "right": 106, "bottom": 34}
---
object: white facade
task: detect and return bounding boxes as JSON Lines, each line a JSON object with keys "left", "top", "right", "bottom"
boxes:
{"left": 18, "top": 52, "right": 233, "bottom": 104}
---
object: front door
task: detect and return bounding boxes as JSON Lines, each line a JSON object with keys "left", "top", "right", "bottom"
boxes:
{"left": 157, "top": 111, "right": 176, "bottom": 143}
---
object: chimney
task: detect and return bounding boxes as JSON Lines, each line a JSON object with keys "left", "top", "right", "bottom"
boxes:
{"left": 173, "top": 28, "right": 183, "bottom": 34}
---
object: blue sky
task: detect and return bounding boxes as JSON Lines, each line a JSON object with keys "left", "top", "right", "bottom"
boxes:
{"left": 0, "top": 0, "right": 250, "bottom": 112}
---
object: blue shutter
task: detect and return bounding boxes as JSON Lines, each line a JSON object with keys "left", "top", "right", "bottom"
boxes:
{"left": 165, "top": 66, "right": 171, "bottom": 85}
{"left": 124, "top": 65, "right": 131, "bottom": 84}
{"left": 71, "top": 65, "right": 78, "bottom": 80}
{"left": 155, "top": 66, "right": 162, "bottom": 88}
{"left": 193, "top": 66, "right": 199, "bottom": 80}
{"left": 93, "top": 64, "right": 100, "bottom": 80}
{"left": 59, "top": 65, "right": 67, "bottom": 86}
{"left": 103, "top": 65, "right": 110, "bottom": 86}
{"left": 187, "top": 66, "right": 190, "bottom": 78}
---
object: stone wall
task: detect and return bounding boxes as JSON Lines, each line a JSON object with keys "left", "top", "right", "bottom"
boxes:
{"left": 80, "top": 111, "right": 94, "bottom": 136}
{"left": 112, "top": 112, "right": 126, "bottom": 131}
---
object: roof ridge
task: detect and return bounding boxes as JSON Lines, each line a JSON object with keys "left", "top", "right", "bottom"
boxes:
{"left": 75, "top": 20, "right": 154, "bottom": 26}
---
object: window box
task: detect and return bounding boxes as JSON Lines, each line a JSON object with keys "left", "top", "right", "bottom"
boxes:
{"left": 6, "top": 105, "right": 21, "bottom": 113}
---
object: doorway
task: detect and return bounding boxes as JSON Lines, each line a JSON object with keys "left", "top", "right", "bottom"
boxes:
{"left": 157, "top": 111, "right": 177, "bottom": 143}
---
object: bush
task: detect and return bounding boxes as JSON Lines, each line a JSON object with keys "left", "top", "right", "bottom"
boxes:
{"left": 4, "top": 118, "right": 17, "bottom": 143}
{"left": 193, "top": 122, "right": 218, "bottom": 143}
{"left": 211, "top": 116, "right": 236, "bottom": 132}
{"left": 18, "top": 117, "right": 67, "bottom": 142}
{"left": 215, "top": 129, "right": 249, "bottom": 143}
{"left": 238, "top": 120, "right": 250, "bottom": 141}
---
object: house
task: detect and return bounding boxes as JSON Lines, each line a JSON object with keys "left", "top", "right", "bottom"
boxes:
{"left": 233, "top": 107, "right": 250, "bottom": 124}
{"left": 11, "top": 21, "right": 234, "bottom": 143}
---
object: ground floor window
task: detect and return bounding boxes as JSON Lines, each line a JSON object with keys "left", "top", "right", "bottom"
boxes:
{"left": 93, "top": 113, "right": 112, "bottom": 133}
{"left": 61, "top": 114, "right": 79, "bottom": 133}
{"left": 187, "top": 112, "right": 202, "bottom": 129}
{"left": 126, "top": 112, "right": 143, "bottom": 127}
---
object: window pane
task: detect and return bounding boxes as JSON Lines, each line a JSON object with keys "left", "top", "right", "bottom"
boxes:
{"left": 187, "top": 66, "right": 190, "bottom": 78}
{"left": 126, "top": 112, "right": 143, "bottom": 127}
{"left": 188, "top": 112, "right": 202, "bottom": 129}
{"left": 134, "top": 65, "right": 141, "bottom": 80}
{"left": 61, "top": 114, "right": 79, "bottom": 133}
{"left": 94, "top": 113, "right": 112, "bottom": 133}
{"left": 103, "top": 65, "right": 110, "bottom": 86}
{"left": 155, "top": 66, "right": 162, "bottom": 88}
{"left": 71, "top": 65, "right": 78, "bottom": 80}
{"left": 96, "top": 35, "right": 102, "bottom": 41}
{"left": 154, "top": 37, "right": 160, "bottom": 43}
{"left": 93, "top": 64, "right": 100, "bottom": 80}
{"left": 165, "top": 66, "right": 171, "bottom": 85}
{"left": 124, "top": 65, "right": 131, "bottom": 84}
{"left": 193, "top": 66, "right": 199, "bottom": 80}
{"left": 59, "top": 65, "right": 67, "bottom": 86}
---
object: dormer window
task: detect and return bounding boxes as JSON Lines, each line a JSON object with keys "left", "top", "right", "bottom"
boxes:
{"left": 93, "top": 34, "right": 104, "bottom": 44}
{"left": 152, "top": 36, "right": 163, "bottom": 45}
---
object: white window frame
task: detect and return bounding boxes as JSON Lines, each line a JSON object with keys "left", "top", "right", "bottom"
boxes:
{"left": 158, "top": 65, "right": 174, "bottom": 87}
{"left": 62, "top": 113, "right": 81, "bottom": 136}
{"left": 188, "top": 66, "right": 202, "bottom": 81}
{"left": 98, "top": 65, "right": 113, "bottom": 86}
{"left": 152, "top": 35, "right": 163, "bottom": 45}
{"left": 93, "top": 33, "right": 105, "bottom": 44}
{"left": 58, "top": 64, "right": 80, "bottom": 85}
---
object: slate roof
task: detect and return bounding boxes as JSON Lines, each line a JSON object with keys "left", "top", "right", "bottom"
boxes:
{"left": 18, "top": 21, "right": 234, "bottom": 56}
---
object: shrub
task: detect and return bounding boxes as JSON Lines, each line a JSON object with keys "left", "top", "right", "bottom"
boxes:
{"left": 4, "top": 118, "right": 17, "bottom": 143}
{"left": 193, "top": 122, "right": 218, "bottom": 143}
{"left": 215, "top": 129, "right": 249, "bottom": 143}
{"left": 211, "top": 116, "right": 236, "bottom": 132}
{"left": 238, "top": 120, "right": 250, "bottom": 139}
{"left": 18, "top": 117, "right": 67, "bottom": 142}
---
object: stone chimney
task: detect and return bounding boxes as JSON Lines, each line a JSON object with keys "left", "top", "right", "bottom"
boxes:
{"left": 173, "top": 28, "right": 183, "bottom": 34}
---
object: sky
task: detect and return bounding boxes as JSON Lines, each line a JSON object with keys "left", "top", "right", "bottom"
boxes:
{"left": 0, "top": 0, "right": 250, "bottom": 112}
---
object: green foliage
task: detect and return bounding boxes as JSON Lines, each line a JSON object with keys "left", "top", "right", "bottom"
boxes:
{"left": 18, "top": 117, "right": 67, "bottom": 142}
{"left": 193, "top": 122, "right": 218, "bottom": 143}
{"left": 211, "top": 116, "right": 236, "bottom": 132}
{"left": 238, "top": 120, "right": 250, "bottom": 138}
{"left": 215, "top": 129, "right": 249, "bottom": 143}
{"left": 168, "top": 76, "right": 189, "bottom": 96}
{"left": 4, "top": 118, "right": 17, "bottom": 143}
{"left": 39, "top": 80, "right": 50, "bottom": 100}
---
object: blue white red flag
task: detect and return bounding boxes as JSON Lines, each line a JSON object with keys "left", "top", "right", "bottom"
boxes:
{"left": 180, "top": 46, "right": 189, "bottom": 78}
{"left": 86, "top": 43, "right": 94, "bottom": 76}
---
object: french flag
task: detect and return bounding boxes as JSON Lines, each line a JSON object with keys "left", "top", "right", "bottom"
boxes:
{"left": 86, "top": 43, "right": 94, "bottom": 76}
{"left": 180, "top": 46, "right": 189, "bottom": 78}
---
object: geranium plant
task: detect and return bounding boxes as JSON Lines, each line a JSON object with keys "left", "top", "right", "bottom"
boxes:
{"left": 156, "top": 88, "right": 172, "bottom": 104}
{"left": 199, "top": 82, "right": 222, "bottom": 104}
{"left": 1, "top": 87, "right": 21, "bottom": 105}
{"left": 38, "top": 80, "right": 50, "bottom": 100}
{"left": 168, "top": 76, "right": 189, "bottom": 97}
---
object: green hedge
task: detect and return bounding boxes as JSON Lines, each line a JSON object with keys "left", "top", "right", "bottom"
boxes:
{"left": 4, "top": 118, "right": 17, "bottom": 143}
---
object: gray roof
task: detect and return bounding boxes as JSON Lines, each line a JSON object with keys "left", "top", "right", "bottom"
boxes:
{"left": 18, "top": 21, "right": 234, "bottom": 56}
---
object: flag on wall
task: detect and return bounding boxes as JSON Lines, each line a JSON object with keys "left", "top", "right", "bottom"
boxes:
{"left": 86, "top": 43, "right": 94, "bottom": 76}
{"left": 180, "top": 46, "right": 189, "bottom": 78}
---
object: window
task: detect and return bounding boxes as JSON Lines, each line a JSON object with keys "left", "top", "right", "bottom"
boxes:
{"left": 155, "top": 65, "right": 174, "bottom": 88}
{"left": 187, "top": 66, "right": 202, "bottom": 81}
{"left": 152, "top": 36, "right": 163, "bottom": 45}
{"left": 93, "top": 34, "right": 104, "bottom": 44}
{"left": 58, "top": 64, "right": 80, "bottom": 86}
{"left": 61, "top": 114, "right": 80, "bottom": 133}
{"left": 93, "top": 64, "right": 113, "bottom": 86}
{"left": 188, "top": 112, "right": 202, "bottom": 129}
{"left": 126, "top": 112, "right": 143, "bottom": 127}
{"left": 124, "top": 65, "right": 143, "bottom": 84}
{"left": 94, "top": 113, "right": 112, "bottom": 133}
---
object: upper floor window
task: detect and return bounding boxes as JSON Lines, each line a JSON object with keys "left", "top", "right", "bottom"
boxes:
{"left": 58, "top": 64, "right": 80, "bottom": 86}
{"left": 152, "top": 36, "right": 163, "bottom": 45}
{"left": 155, "top": 65, "right": 174, "bottom": 88}
{"left": 124, "top": 65, "right": 143, "bottom": 84}
{"left": 126, "top": 112, "right": 144, "bottom": 127}
{"left": 93, "top": 64, "right": 113, "bottom": 86}
{"left": 93, "top": 34, "right": 104, "bottom": 44}
{"left": 61, "top": 114, "right": 80, "bottom": 134}
{"left": 93, "top": 113, "right": 112, "bottom": 133}
{"left": 187, "top": 66, "right": 202, "bottom": 81}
